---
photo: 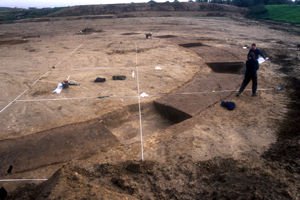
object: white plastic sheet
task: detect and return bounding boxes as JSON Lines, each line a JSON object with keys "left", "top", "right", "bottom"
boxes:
{"left": 140, "top": 92, "right": 149, "bottom": 98}
{"left": 53, "top": 83, "right": 63, "bottom": 94}
{"left": 155, "top": 66, "right": 162, "bottom": 70}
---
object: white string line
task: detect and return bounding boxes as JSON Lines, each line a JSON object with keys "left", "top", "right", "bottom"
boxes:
{"left": 170, "top": 88, "right": 275, "bottom": 95}
{"left": 52, "top": 44, "right": 83, "bottom": 69}
{"left": 31, "top": 71, "right": 51, "bottom": 87}
{"left": 135, "top": 42, "right": 144, "bottom": 161}
{"left": 0, "top": 179, "right": 48, "bottom": 182}
{"left": 0, "top": 89, "right": 28, "bottom": 113}
{"left": 31, "top": 44, "right": 83, "bottom": 87}
{"left": 0, "top": 43, "right": 84, "bottom": 114}
{"left": 14, "top": 87, "right": 276, "bottom": 102}
{"left": 16, "top": 96, "right": 100, "bottom": 102}
{"left": 40, "top": 65, "right": 187, "bottom": 72}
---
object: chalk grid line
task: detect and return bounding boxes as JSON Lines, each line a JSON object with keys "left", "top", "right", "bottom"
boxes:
{"left": 14, "top": 88, "right": 276, "bottom": 103}
{"left": 0, "top": 43, "right": 84, "bottom": 114}
{"left": 135, "top": 42, "right": 145, "bottom": 161}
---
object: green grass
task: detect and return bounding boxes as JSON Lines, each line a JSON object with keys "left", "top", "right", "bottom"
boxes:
{"left": 264, "top": 4, "right": 300, "bottom": 24}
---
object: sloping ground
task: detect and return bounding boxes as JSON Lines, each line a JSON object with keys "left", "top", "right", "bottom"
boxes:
{"left": 154, "top": 73, "right": 241, "bottom": 122}
{"left": 49, "top": 2, "right": 246, "bottom": 17}
{"left": 0, "top": 103, "right": 173, "bottom": 176}
{"left": 0, "top": 2, "right": 246, "bottom": 23}
{"left": 262, "top": 59, "right": 300, "bottom": 175}
{"left": 8, "top": 158, "right": 296, "bottom": 200}
{"left": 0, "top": 117, "right": 119, "bottom": 175}
{"left": 154, "top": 43, "right": 244, "bottom": 122}
{"left": 264, "top": 5, "right": 300, "bottom": 24}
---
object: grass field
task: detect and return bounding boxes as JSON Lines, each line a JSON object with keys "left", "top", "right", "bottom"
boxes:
{"left": 264, "top": 4, "right": 300, "bottom": 24}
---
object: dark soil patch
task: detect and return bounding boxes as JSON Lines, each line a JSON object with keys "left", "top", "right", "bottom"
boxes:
{"left": 9, "top": 157, "right": 293, "bottom": 199}
{"left": 31, "top": 90, "right": 49, "bottom": 96}
{"left": 22, "top": 35, "right": 40, "bottom": 39}
{"left": 206, "top": 12, "right": 226, "bottom": 17}
{"left": 0, "top": 103, "right": 172, "bottom": 176}
{"left": 155, "top": 35, "right": 177, "bottom": 38}
{"left": 179, "top": 42, "right": 206, "bottom": 48}
{"left": 272, "top": 54, "right": 299, "bottom": 73}
{"left": 0, "top": 39, "right": 28, "bottom": 46}
{"left": 107, "top": 46, "right": 161, "bottom": 55}
{"left": 263, "top": 77, "right": 300, "bottom": 174}
{"left": 121, "top": 32, "right": 140, "bottom": 35}
{"left": 276, "top": 40, "right": 285, "bottom": 45}
{"left": 206, "top": 62, "right": 244, "bottom": 74}
{"left": 78, "top": 28, "right": 103, "bottom": 35}
{"left": 279, "top": 66, "right": 294, "bottom": 73}
{"left": 196, "top": 37, "right": 222, "bottom": 42}
{"left": 0, "top": 119, "right": 119, "bottom": 176}
{"left": 264, "top": 49, "right": 299, "bottom": 74}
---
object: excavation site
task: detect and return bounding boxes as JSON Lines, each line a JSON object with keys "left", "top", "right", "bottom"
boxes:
{"left": 0, "top": 2, "right": 299, "bottom": 199}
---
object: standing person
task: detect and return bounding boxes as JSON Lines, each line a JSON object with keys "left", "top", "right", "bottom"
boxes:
{"left": 236, "top": 52, "right": 259, "bottom": 97}
{"left": 248, "top": 43, "right": 266, "bottom": 60}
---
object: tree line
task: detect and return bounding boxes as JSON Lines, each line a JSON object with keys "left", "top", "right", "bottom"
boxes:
{"left": 188, "top": 0, "right": 300, "bottom": 7}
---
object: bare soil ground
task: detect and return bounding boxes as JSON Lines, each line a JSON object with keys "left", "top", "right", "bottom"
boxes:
{"left": 0, "top": 15, "right": 299, "bottom": 199}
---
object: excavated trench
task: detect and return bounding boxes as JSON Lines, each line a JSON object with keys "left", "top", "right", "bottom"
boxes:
{"left": 179, "top": 42, "right": 206, "bottom": 48}
{"left": 0, "top": 39, "right": 28, "bottom": 46}
{"left": 121, "top": 32, "right": 140, "bottom": 35}
{"left": 153, "top": 62, "right": 243, "bottom": 123}
{"left": 153, "top": 102, "right": 192, "bottom": 123}
{"left": 206, "top": 61, "right": 244, "bottom": 74}
{"left": 153, "top": 42, "right": 244, "bottom": 123}
{"left": 155, "top": 35, "right": 177, "bottom": 38}
{"left": 0, "top": 103, "right": 173, "bottom": 175}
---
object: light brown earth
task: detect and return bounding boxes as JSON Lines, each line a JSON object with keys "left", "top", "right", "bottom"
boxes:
{"left": 0, "top": 15, "right": 299, "bottom": 199}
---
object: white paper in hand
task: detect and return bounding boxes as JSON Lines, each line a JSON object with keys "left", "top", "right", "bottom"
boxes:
{"left": 257, "top": 56, "right": 266, "bottom": 64}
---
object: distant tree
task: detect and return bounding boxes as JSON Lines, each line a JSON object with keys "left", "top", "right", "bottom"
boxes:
{"left": 148, "top": 0, "right": 157, "bottom": 9}
{"left": 266, "top": 0, "right": 292, "bottom": 4}
{"left": 211, "top": 0, "right": 227, "bottom": 3}
{"left": 172, "top": 0, "right": 185, "bottom": 10}
{"left": 232, "top": 0, "right": 263, "bottom": 7}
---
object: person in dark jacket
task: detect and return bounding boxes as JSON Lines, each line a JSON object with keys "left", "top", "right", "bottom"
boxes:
{"left": 236, "top": 52, "right": 259, "bottom": 97}
{"left": 248, "top": 43, "right": 266, "bottom": 60}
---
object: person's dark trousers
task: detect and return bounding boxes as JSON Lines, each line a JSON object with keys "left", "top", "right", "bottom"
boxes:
{"left": 238, "top": 73, "right": 257, "bottom": 95}
{"left": 252, "top": 74, "right": 257, "bottom": 94}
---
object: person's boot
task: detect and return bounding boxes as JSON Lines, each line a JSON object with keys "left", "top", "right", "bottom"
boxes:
{"left": 236, "top": 92, "right": 241, "bottom": 97}
{"left": 252, "top": 93, "right": 257, "bottom": 97}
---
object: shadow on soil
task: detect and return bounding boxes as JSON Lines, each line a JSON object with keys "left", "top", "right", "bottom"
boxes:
{"left": 206, "top": 62, "right": 244, "bottom": 74}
